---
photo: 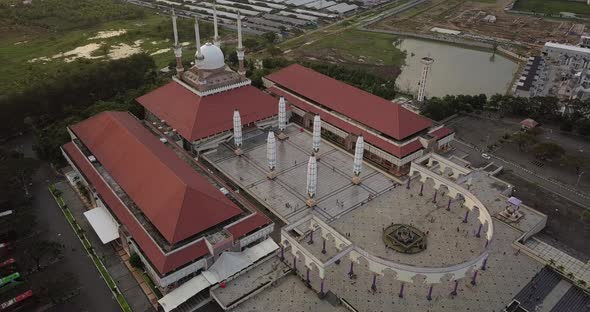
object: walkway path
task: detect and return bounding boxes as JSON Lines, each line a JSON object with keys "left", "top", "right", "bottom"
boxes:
{"left": 524, "top": 237, "right": 590, "bottom": 285}
{"left": 55, "top": 180, "right": 154, "bottom": 312}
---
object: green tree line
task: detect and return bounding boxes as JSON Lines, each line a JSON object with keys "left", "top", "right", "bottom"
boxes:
{"left": 0, "top": 54, "right": 160, "bottom": 163}
{"left": 422, "top": 94, "right": 590, "bottom": 136}
{"left": 0, "top": 0, "right": 147, "bottom": 32}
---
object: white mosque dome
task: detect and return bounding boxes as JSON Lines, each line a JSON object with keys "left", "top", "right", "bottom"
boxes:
{"left": 197, "top": 42, "right": 225, "bottom": 70}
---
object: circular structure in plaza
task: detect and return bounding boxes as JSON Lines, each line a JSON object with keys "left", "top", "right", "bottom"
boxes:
{"left": 383, "top": 224, "right": 427, "bottom": 254}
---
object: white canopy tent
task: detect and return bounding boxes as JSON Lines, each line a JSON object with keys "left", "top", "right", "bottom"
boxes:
{"left": 158, "top": 275, "right": 211, "bottom": 312}
{"left": 83, "top": 206, "right": 119, "bottom": 244}
{"left": 157, "top": 238, "right": 279, "bottom": 312}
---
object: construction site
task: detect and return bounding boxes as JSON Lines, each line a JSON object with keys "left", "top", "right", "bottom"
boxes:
{"left": 371, "top": 0, "right": 589, "bottom": 53}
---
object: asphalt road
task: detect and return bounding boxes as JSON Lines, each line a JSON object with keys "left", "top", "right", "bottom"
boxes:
{"left": 7, "top": 135, "right": 120, "bottom": 312}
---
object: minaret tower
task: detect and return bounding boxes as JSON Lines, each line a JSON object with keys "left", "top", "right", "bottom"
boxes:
{"left": 194, "top": 16, "right": 203, "bottom": 62}
{"left": 312, "top": 115, "right": 321, "bottom": 156}
{"left": 171, "top": 9, "right": 184, "bottom": 77}
{"left": 236, "top": 11, "right": 246, "bottom": 79}
{"left": 306, "top": 154, "right": 317, "bottom": 207}
{"left": 213, "top": 3, "right": 221, "bottom": 47}
{"left": 417, "top": 56, "right": 434, "bottom": 102}
{"left": 352, "top": 135, "right": 364, "bottom": 185}
{"left": 277, "top": 97, "right": 288, "bottom": 140}
{"left": 267, "top": 132, "right": 277, "bottom": 179}
{"left": 233, "top": 109, "right": 243, "bottom": 155}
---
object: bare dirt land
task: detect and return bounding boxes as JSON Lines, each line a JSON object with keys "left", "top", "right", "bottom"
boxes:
{"left": 372, "top": 0, "right": 589, "bottom": 51}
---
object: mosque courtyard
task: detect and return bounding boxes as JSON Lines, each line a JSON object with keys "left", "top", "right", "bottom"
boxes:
{"left": 204, "top": 125, "right": 547, "bottom": 312}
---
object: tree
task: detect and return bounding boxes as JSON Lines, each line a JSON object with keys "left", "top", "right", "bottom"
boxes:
{"left": 564, "top": 154, "right": 588, "bottom": 176}
{"left": 512, "top": 132, "right": 537, "bottom": 151}
{"left": 267, "top": 46, "right": 282, "bottom": 56}
{"left": 129, "top": 253, "right": 144, "bottom": 269}
{"left": 533, "top": 142, "right": 565, "bottom": 161}
{"left": 261, "top": 32, "right": 277, "bottom": 44}
{"left": 26, "top": 240, "right": 64, "bottom": 271}
{"left": 0, "top": 54, "right": 157, "bottom": 140}
{"left": 243, "top": 38, "right": 260, "bottom": 51}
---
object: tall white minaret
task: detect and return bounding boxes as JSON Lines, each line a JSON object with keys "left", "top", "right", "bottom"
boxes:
{"left": 236, "top": 11, "right": 246, "bottom": 79}
{"left": 213, "top": 3, "right": 221, "bottom": 47}
{"left": 417, "top": 56, "right": 434, "bottom": 102}
{"left": 171, "top": 9, "right": 184, "bottom": 77}
{"left": 352, "top": 135, "right": 364, "bottom": 185}
{"left": 306, "top": 154, "right": 317, "bottom": 207}
{"left": 194, "top": 16, "right": 203, "bottom": 61}
{"left": 233, "top": 109, "right": 243, "bottom": 155}
{"left": 267, "top": 132, "right": 277, "bottom": 179}
{"left": 277, "top": 97, "right": 288, "bottom": 140}
{"left": 312, "top": 115, "right": 321, "bottom": 155}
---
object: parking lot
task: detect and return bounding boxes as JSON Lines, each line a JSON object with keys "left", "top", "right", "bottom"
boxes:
{"left": 447, "top": 115, "right": 590, "bottom": 261}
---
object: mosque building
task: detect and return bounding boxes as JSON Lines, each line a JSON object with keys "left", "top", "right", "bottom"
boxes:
{"left": 60, "top": 10, "right": 278, "bottom": 311}
{"left": 56, "top": 8, "right": 481, "bottom": 312}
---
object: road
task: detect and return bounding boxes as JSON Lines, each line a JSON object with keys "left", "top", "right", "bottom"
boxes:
{"left": 7, "top": 135, "right": 120, "bottom": 312}
{"left": 453, "top": 138, "right": 590, "bottom": 209}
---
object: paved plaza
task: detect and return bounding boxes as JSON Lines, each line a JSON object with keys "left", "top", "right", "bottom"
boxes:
{"left": 205, "top": 125, "right": 395, "bottom": 226}
{"left": 330, "top": 179, "right": 487, "bottom": 267}
{"left": 231, "top": 274, "right": 348, "bottom": 312}
{"left": 290, "top": 214, "right": 543, "bottom": 312}
{"left": 205, "top": 126, "right": 553, "bottom": 312}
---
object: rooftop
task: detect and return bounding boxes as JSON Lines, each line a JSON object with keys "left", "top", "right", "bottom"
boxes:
{"left": 70, "top": 111, "right": 242, "bottom": 245}
{"left": 136, "top": 81, "right": 278, "bottom": 141}
{"left": 265, "top": 64, "right": 433, "bottom": 141}
{"left": 544, "top": 41, "right": 590, "bottom": 54}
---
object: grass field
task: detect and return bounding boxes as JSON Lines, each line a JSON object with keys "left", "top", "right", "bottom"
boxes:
{"left": 298, "top": 29, "right": 406, "bottom": 66}
{"left": 0, "top": 0, "right": 236, "bottom": 94}
{"left": 513, "top": 0, "right": 590, "bottom": 15}
{"left": 0, "top": 16, "right": 223, "bottom": 94}
{"left": 1, "top": 15, "right": 199, "bottom": 93}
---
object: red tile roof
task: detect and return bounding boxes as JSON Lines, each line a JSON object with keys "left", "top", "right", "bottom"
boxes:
{"left": 520, "top": 118, "right": 539, "bottom": 128}
{"left": 62, "top": 142, "right": 210, "bottom": 274}
{"left": 268, "top": 86, "right": 424, "bottom": 158}
{"left": 430, "top": 127, "right": 453, "bottom": 140}
{"left": 226, "top": 213, "right": 270, "bottom": 239}
{"left": 265, "top": 64, "right": 432, "bottom": 140}
{"left": 136, "top": 82, "right": 278, "bottom": 141}
{"left": 70, "top": 112, "right": 242, "bottom": 245}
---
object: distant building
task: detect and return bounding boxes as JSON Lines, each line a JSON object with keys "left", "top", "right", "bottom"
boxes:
{"left": 482, "top": 15, "right": 496, "bottom": 23}
{"left": 543, "top": 42, "right": 590, "bottom": 69}
{"left": 520, "top": 118, "right": 539, "bottom": 130}
{"left": 514, "top": 56, "right": 545, "bottom": 98}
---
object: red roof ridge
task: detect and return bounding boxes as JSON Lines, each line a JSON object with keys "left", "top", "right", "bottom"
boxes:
{"left": 136, "top": 81, "right": 278, "bottom": 141}
{"left": 62, "top": 142, "right": 211, "bottom": 274}
{"left": 266, "top": 64, "right": 432, "bottom": 140}
{"left": 71, "top": 111, "right": 242, "bottom": 245}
